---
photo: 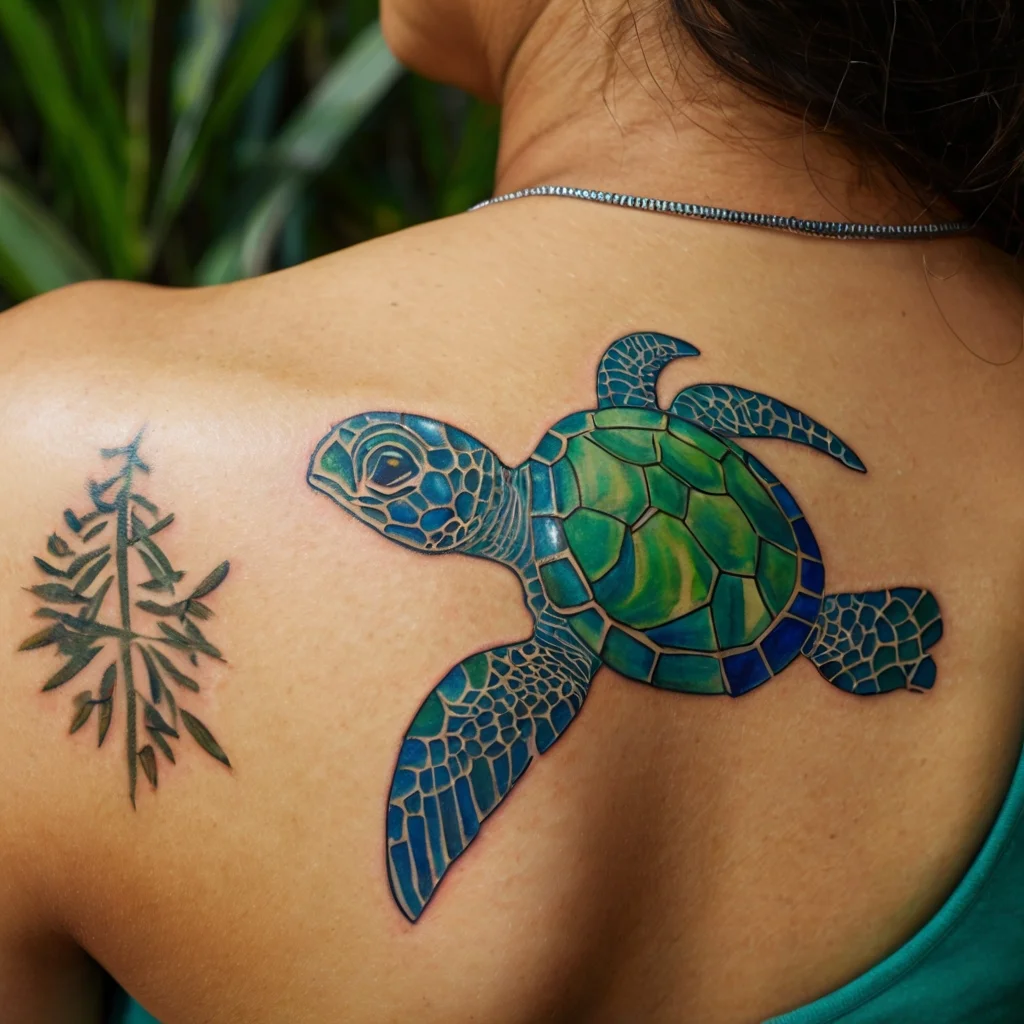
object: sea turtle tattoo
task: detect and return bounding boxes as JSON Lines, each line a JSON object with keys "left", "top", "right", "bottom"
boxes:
{"left": 307, "top": 332, "right": 943, "bottom": 921}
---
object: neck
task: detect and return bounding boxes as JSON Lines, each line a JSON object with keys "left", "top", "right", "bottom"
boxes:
{"left": 491, "top": 0, "right": 935, "bottom": 226}
{"left": 465, "top": 461, "right": 533, "bottom": 574}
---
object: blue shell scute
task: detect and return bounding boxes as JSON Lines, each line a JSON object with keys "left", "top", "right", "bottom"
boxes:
{"left": 723, "top": 649, "right": 772, "bottom": 695}
{"left": 801, "top": 559, "right": 825, "bottom": 595}
{"left": 762, "top": 617, "right": 814, "bottom": 673}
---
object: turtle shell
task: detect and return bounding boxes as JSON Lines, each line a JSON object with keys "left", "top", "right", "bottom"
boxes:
{"left": 528, "top": 407, "right": 827, "bottom": 696}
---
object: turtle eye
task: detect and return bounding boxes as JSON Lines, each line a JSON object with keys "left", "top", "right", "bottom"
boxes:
{"left": 367, "top": 447, "right": 418, "bottom": 490}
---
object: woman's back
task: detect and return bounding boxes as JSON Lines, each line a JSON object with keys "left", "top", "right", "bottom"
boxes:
{"left": 2, "top": 1, "right": 1024, "bottom": 1021}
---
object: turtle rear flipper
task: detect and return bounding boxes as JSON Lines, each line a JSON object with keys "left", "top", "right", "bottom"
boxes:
{"left": 802, "top": 588, "right": 943, "bottom": 694}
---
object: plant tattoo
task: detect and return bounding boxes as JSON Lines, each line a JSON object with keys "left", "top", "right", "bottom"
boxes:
{"left": 308, "top": 331, "right": 944, "bottom": 922}
{"left": 18, "top": 431, "right": 231, "bottom": 806}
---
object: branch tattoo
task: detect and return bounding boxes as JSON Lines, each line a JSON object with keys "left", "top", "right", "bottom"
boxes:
{"left": 18, "top": 431, "right": 231, "bottom": 806}
{"left": 308, "top": 332, "right": 944, "bottom": 922}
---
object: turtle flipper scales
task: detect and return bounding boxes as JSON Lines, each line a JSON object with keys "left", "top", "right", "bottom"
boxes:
{"left": 386, "top": 632, "right": 596, "bottom": 920}
{"left": 802, "top": 588, "right": 943, "bottom": 694}
{"left": 597, "top": 332, "right": 700, "bottom": 409}
{"left": 671, "top": 384, "right": 866, "bottom": 472}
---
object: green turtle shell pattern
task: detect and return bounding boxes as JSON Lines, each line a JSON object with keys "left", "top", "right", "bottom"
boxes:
{"left": 306, "top": 329, "right": 945, "bottom": 923}
{"left": 528, "top": 406, "right": 826, "bottom": 694}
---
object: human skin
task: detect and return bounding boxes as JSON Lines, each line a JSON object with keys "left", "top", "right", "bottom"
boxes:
{"left": 0, "top": 2, "right": 1022, "bottom": 1022}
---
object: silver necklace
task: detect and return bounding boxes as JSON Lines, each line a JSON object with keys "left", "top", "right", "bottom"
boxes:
{"left": 470, "top": 184, "right": 972, "bottom": 240}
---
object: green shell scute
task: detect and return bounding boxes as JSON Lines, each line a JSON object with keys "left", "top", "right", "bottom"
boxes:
{"left": 566, "top": 434, "right": 648, "bottom": 524}
{"left": 659, "top": 432, "right": 725, "bottom": 493}
{"left": 653, "top": 653, "right": 726, "bottom": 693}
{"left": 567, "top": 608, "right": 606, "bottom": 650}
{"left": 533, "top": 407, "right": 808, "bottom": 686}
{"left": 686, "top": 490, "right": 758, "bottom": 575}
{"left": 539, "top": 557, "right": 591, "bottom": 609}
{"left": 756, "top": 541, "right": 798, "bottom": 616}
{"left": 602, "top": 626, "right": 656, "bottom": 681}
{"left": 591, "top": 428, "right": 659, "bottom": 464}
{"left": 712, "top": 573, "right": 772, "bottom": 648}
{"left": 549, "top": 410, "right": 594, "bottom": 438}
{"left": 668, "top": 417, "right": 729, "bottom": 459}
{"left": 645, "top": 464, "right": 690, "bottom": 517}
{"left": 593, "top": 513, "right": 715, "bottom": 631}
{"left": 593, "top": 407, "right": 667, "bottom": 430}
{"left": 564, "top": 508, "right": 626, "bottom": 580}
{"left": 551, "top": 458, "right": 580, "bottom": 516}
{"left": 722, "top": 452, "right": 796, "bottom": 553}
{"left": 646, "top": 605, "right": 717, "bottom": 651}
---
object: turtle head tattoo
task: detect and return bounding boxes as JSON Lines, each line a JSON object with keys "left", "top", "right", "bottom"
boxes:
{"left": 309, "top": 412, "right": 500, "bottom": 554}
{"left": 309, "top": 332, "right": 944, "bottom": 922}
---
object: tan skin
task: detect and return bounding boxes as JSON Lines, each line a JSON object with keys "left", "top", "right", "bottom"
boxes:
{"left": 1, "top": 1, "right": 1023, "bottom": 1021}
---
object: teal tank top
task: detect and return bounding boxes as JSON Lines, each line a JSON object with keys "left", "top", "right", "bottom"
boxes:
{"left": 111, "top": 740, "right": 1024, "bottom": 1024}
{"left": 767, "top": 738, "right": 1024, "bottom": 1023}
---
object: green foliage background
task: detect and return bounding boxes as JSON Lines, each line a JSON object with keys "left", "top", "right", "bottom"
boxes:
{"left": 0, "top": 0, "right": 500, "bottom": 310}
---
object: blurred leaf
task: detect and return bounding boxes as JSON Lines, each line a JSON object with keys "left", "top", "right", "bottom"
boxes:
{"left": 189, "top": 560, "right": 229, "bottom": 600}
{"left": 124, "top": 0, "right": 156, "bottom": 262}
{"left": 439, "top": 101, "right": 500, "bottom": 216}
{"left": 199, "top": 20, "right": 401, "bottom": 283}
{"left": 181, "top": 709, "right": 230, "bottom": 767}
{"left": 0, "top": 174, "right": 101, "bottom": 301}
{"left": 54, "top": 0, "right": 126, "bottom": 164}
{"left": 150, "top": 0, "right": 241, "bottom": 243}
{"left": 168, "top": 0, "right": 305, "bottom": 247}
{"left": 138, "top": 744, "right": 158, "bottom": 787}
{"left": 42, "top": 646, "right": 102, "bottom": 691}
{"left": 0, "top": 0, "right": 131, "bottom": 274}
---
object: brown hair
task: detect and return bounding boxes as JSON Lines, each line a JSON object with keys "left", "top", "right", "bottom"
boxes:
{"left": 670, "top": 0, "right": 1024, "bottom": 252}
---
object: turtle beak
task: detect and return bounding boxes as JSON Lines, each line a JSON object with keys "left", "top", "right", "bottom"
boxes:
{"left": 308, "top": 431, "right": 356, "bottom": 501}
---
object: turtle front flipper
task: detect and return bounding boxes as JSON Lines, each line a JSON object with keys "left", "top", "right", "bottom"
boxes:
{"left": 671, "top": 384, "right": 865, "bottom": 472}
{"left": 597, "top": 332, "right": 700, "bottom": 409}
{"left": 802, "top": 588, "right": 943, "bottom": 694}
{"left": 386, "top": 634, "right": 597, "bottom": 921}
